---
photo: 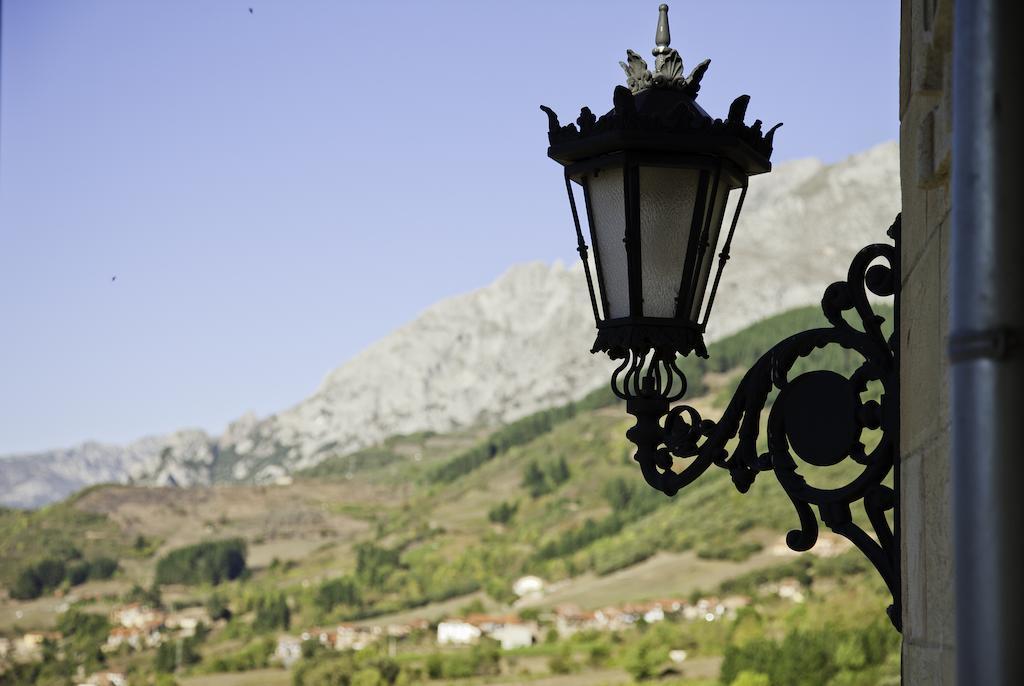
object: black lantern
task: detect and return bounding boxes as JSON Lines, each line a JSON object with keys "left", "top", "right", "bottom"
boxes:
{"left": 540, "top": 4, "right": 904, "bottom": 632}
{"left": 541, "top": 4, "right": 779, "bottom": 386}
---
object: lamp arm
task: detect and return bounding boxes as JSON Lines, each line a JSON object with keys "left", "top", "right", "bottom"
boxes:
{"left": 621, "top": 215, "right": 902, "bottom": 630}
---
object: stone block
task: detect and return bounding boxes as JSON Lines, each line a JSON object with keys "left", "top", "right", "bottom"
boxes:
{"left": 901, "top": 235, "right": 942, "bottom": 455}
{"left": 899, "top": 116, "right": 932, "bottom": 282}
{"left": 901, "top": 450, "right": 927, "bottom": 640}
{"left": 904, "top": 641, "right": 956, "bottom": 685}
{"left": 927, "top": 183, "right": 950, "bottom": 229}
{"left": 922, "top": 430, "right": 954, "bottom": 646}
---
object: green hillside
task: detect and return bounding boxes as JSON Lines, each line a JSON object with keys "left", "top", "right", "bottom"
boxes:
{"left": 0, "top": 305, "right": 899, "bottom": 686}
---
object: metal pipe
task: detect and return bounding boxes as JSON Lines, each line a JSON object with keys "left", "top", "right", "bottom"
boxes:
{"left": 951, "top": 0, "right": 1024, "bottom": 683}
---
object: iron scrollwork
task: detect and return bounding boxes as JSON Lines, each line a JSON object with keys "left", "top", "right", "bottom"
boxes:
{"left": 619, "top": 216, "right": 902, "bottom": 631}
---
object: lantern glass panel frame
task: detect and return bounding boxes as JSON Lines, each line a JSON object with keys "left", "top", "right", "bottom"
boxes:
{"left": 564, "top": 152, "right": 749, "bottom": 341}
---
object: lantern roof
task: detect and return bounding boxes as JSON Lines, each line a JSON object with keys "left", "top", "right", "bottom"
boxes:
{"left": 541, "top": 4, "right": 781, "bottom": 175}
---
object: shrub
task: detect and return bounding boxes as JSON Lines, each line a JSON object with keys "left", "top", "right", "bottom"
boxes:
{"left": 88, "top": 556, "right": 119, "bottom": 580}
{"left": 9, "top": 567, "right": 43, "bottom": 600}
{"left": 548, "top": 644, "right": 575, "bottom": 674}
{"left": 206, "top": 593, "right": 232, "bottom": 621}
{"left": 487, "top": 501, "right": 518, "bottom": 524}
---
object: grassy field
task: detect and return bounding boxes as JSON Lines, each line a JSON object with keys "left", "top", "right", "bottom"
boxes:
{"left": 518, "top": 550, "right": 785, "bottom": 611}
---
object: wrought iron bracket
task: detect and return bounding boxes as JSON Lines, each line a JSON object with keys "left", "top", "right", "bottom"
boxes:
{"left": 617, "top": 215, "right": 903, "bottom": 631}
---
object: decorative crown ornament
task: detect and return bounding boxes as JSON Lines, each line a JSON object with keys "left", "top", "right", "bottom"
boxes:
{"left": 620, "top": 4, "right": 709, "bottom": 95}
{"left": 540, "top": 4, "right": 781, "bottom": 165}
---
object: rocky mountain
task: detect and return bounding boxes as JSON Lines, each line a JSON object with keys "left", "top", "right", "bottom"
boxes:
{"left": 0, "top": 142, "right": 900, "bottom": 508}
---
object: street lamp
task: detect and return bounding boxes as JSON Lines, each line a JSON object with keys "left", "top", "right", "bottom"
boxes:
{"left": 542, "top": 4, "right": 778, "bottom": 366}
{"left": 541, "top": 4, "right": 902, "bottom": 630}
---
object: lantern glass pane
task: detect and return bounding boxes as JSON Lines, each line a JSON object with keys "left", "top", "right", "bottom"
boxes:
{"left": 690, "top": 186, "right": 741, "bottom": 320}
{"left": 638, "top": 167, "right": 701, "bottom": 318}
{"left": 587, "top": 167, "right": 630, "bottom": 319}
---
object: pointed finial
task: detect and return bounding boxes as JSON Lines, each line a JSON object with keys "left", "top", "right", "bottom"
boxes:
{"left": 653, "top": 4, "right": 671, "bottom": 55}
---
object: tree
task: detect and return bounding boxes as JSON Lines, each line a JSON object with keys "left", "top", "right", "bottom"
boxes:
{"left": 426, "top": 653, "right": 443, "bottom": 680}
{"left": 624, "top": 641, "right": 660, "bottom": 681}
{"left": 57, "top": 609, "right": 110, "bottom": 672}
{"left": 547, "top": 456, "right": 571, "bottom": 486}
{"left": 154, "top": 539, "right": 247, "bottom": 586}
{"left": 316, "top": 577, "right": 361, "bottom": 613}
{"left": 154, "top": 642, "right": 177, "bottom": 674}
{"left": 253, "top": 592, "right": 290, "bottom": 632}
{"left": 487, "top": 501, "right": 518, "bottom": 524}
{"left": 603, "top": 477, "right": 635, "bottom": 509}
{"left": 355, "top": 543, "right": 401, "bottom": 587}
{"left": 9, "top": 567, "right": 42, "bottom": 600}
{"left": 153, "top": 638, "right": 201, "bottom": 674}
{"left": 88, "top": 557, "right": 119, "bottom": 580}
{"left": 522, "top": 461, "right": 549, "bottom": 498}
{"left": 34, "top": 558, "right": 66, "bottom": 590}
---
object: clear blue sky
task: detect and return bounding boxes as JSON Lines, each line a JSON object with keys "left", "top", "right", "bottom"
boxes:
{"left": 0, "top": 1, "right": 899, "bottom": 454}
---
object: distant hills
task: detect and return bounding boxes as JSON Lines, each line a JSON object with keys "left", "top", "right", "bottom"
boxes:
{"left": 0, "top": 306, "right": 888, "bottom": 615}
{"left": 0, "top": 142, "right": 900, "bottom": 509}
{"left": 0, "top": 307, "right": 900, "bottom": 686}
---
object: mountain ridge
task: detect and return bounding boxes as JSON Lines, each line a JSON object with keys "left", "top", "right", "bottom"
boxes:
{"left": 0, "top": 141, "right": 900, "bottom": 508}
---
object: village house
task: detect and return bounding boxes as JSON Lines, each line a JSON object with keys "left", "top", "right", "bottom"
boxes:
{"left": 111, "top": 603, "right": 165, "bottom": 630}
{"left": 721, "top": 595, "right": 752, "bottom": 614}
{"left": 594, "top": 606, "right": 635, "bottom": 631}
{"left": 300, "top": 627, "right": 336, "bottom": 647}
{"left": 334, "top": 624, "right": 379, "bottom": 651}
{"left": 554, "top": 606, "right": 600, "bottom": 637}
{"left": 553, "top": 596, "right": 747, "bottom": 636}
{"left": 437, "top": 614, "right": 537, "bottom": 649}
{"left": 436, "top": 618, "right": 481, "bottom": 646}
{"left": 487, "top": 619, "right": 536, "bottom": 650}
{"left": 14, "top": 631, "right": 62, "bottom": 661}
{"left": 165, "top": 606, "right": 210, "bottom": 637}
{"left": 104, "top": 621, "right": 164, "bottom": 652}
{"left": 276, "top": 622, "right": 396, "bottom": 665}
{"left": 275, "top": 635, "right": 303, "bottom": 668}
{"left": 757, "top": 578, "right": 805, "bottom": 604}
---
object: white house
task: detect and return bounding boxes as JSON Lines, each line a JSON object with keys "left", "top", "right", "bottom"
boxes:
{"left": 642, "top": 604, "right": 666, "bottom": 624}
{"left": 334, "top": 624, "right": 379, "bottom": 651}
{"left": 437, "top": 620, "right": 482, "bottom": 645}
{"left": 488, "top": 622, "right": 536, "bottom": 650}
{"left": 111, "top": 604, "right": 165, "bottom": 630}
{"left": 512, "top": 575, "right": 545, "bottom": 598}
{"left": 275, "top": 636, "right": 303, "bottom": 668}
{"left": 103, "top": 622, "right": 164, "bottom": 652}
{"left": 554, "top": 606, "right": 600, "bottom": 637}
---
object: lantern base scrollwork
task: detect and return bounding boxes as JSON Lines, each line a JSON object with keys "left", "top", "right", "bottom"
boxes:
{"left": 614, "top": 215, "right": 903, "bottom": 632}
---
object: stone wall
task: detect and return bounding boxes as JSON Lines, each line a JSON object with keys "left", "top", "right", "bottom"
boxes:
{"left": 899, "top": 0, "right": 955, "bottom": 681}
